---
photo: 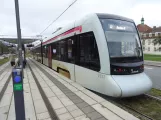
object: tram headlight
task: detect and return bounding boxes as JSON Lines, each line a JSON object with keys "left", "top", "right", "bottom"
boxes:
{"left": 140, "top": 64, "right": 144, "bottom": 70}
{"left": 111, "top": 66, "right": 128, "bottom": 75}
{"left": 111, "top": 64, "right": 144, "bottom": 75}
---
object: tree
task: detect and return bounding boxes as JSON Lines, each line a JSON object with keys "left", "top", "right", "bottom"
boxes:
{"left": 153, "top": 36, "right": 161, "bottom": 45}
{"left": 0, "top": 42, "right": 3, "bottom": 55}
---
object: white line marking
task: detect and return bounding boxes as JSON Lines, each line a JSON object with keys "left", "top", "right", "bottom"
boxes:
{"left": 144, "top": 67, "right": 153, "bottom": 70}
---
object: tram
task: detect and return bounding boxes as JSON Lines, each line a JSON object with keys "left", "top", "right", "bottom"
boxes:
{"left": 32, "top": 13, "right": 152, "bottom": 97}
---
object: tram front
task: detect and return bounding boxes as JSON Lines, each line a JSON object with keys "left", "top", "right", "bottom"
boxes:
{"left": 100, "top": 17, "right": 152, "bottom": 97}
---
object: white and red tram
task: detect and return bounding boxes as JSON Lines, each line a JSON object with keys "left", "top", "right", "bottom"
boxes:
{"left": 32, "top": 13, "right": 152, "bottom": 97}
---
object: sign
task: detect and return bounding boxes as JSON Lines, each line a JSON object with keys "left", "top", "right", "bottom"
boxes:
{"left": 12, "top": 67, "right": 25, "bottom": 120}
{"left": 14, "top": 76, "right": 21, "bottom": 83}
{"left": 14, "top": 83, "right": 23, "bottom": 91}
{"left": 12, "top": 68, "right": 23, "bottom": 91}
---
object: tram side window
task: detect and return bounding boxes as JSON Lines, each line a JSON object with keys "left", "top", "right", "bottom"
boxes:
{"left": 35, "top": 48, "right": 38, "bottom": 60}
{"left": 44, "top": 46, "right": 48, "bottom": 58}
{"left": 56, "top": 42, "right": 60, "bottom": 60}
{"left": 67, "top": 37, "right": 75, "bottom": 63}
{"left": 52, "top": 43, "right": 57, "bottom": 59}
{"left": 60, "top": 40, "right": 68, "bottom": 62}
{"left": 46, "top": 46, "right": 49, "bottom": 58}
{"left": 38, "top": 47, "right": 41, "bottom": 58}
{"left": 42, "top": 46, "right": 45, "bottom": 58}
{"left": 51, "top": 37, "right": 75, "bottom": 63}
{"left": 79, "top": 32, "right": 100, "bottom": 71}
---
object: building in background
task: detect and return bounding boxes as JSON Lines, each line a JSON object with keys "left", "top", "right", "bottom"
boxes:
{"left": 137, "top": 17, "right": 161, "bottom": 55}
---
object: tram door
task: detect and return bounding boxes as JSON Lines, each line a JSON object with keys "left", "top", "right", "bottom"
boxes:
{"left": 48, "top": 45, "right": 52, "bottom": 68}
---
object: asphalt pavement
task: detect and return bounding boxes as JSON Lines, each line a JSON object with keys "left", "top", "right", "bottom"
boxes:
{"left": 144, "top": 65, "right": 161, "bottom": 90}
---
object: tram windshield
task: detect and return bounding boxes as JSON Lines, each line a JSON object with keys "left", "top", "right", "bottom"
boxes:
{"left": 100, "top": 19, "right": 143, "bottom": 62}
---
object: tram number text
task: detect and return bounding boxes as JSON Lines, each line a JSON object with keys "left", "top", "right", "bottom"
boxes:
{"left": 98, "top": 74, "right": 105, "bottom": 79}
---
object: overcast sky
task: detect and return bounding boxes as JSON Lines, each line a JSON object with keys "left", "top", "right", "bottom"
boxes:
{"left": 0, "top": 0, "right": 161, "bottom": 38}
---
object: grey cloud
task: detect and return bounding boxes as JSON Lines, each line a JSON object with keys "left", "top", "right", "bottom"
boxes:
{"left": 0, "top": 0, "right": 161, "bottom": 37}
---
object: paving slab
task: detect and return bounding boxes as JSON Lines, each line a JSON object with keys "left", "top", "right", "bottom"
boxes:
{"left": 66, "top": 104, "right": 79, "bottom": 112}
{"left": 37, "top": 111, "right": 50, "bottom": 120}
{"left": 0, "top": 105, "right": 9, "bottom": 120}
{"left": 0, "top": 58, "right": 139, "bottom": 120}
{"left": 70, "top": 109, "right": 84, "bottom": 118}
{"left": 55, "top": 107, "right": 68, "bottom": 115}
{"left": 58, "top": 112, "right": 73, "bottom": 120}
{"left": 31, "top": 58, "right": 140, "bottom": 120}
{"left": 0, "top": 64, "right": 50, "bottom": 120}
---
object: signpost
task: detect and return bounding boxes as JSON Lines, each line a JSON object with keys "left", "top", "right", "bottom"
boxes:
{"left": 12, "top": 68, "right": 25, "bottom": 120}
{"left": 13, "top": 0, "right": 26, "bottom": 119}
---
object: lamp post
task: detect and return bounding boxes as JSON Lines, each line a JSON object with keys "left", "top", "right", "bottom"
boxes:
{"left": 14, "top": 0, "right": 23, "bottom": 67}
{"left": 13, "top": 1, "right": 26, "bottom": 120}
{"left": 40, "top": 39, "right": 43, "bottom": 64}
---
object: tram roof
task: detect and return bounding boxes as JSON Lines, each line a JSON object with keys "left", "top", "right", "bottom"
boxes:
{"left": 97, "top": 13, "right": 133, "bottom": 22}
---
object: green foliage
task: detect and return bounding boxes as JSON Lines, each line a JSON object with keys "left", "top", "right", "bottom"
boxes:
{"left": 0, "top": 57, "right": 9, "bottom": 66}
{"left": 153, "top": 36, "right": 161, "bottom": 45}
{"left": 149, "top": 88, "right": 161, "bottom": 98}
{"left": 26, "top": 53, "right": 32, "bottom": 58}
{"left": 144, "top": 54, "right": 161, "bottom": 62}
{"left": 4, "top": 39, "right": 35, "bottom": 44}
{"left": 0, "top": 42, "right": 10, "bottom": 54}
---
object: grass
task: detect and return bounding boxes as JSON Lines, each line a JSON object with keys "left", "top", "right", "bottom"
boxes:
{"left": 0, "top": 55, "right": 18, "bottom": 66}
{"left": 118, "top": 88, "right": 161, "bottom": 120}
{"left": 26, "top": 53, "right": 32, "bottom": 58}
{"left": 148, "top": 88, "right": 161, "bottom": 98}
{"left": 144, "top": 54, "right": 161, "bottom": 62}
{"left": 0, "top": 57, "right": 9, "bottom": 66}
{"left": 116, "top": 95, "right": 161, "bottom": 120}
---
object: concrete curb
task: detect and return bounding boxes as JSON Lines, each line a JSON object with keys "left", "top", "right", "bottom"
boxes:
{"left": 145, "top": 60, "right": 161, "bottom": 63}
{"left": 144, "top": 64, "right": 161, "bottom": 67}
{"left": 144, "top": 61, "right": 161, "bottom": 67}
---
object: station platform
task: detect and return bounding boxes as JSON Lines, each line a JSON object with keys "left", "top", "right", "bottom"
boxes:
{"left": 0, "top": 58, "right": 139, "bottom": 120}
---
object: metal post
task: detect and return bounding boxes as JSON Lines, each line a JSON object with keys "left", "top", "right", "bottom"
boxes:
{"left": 14, "top": 0, "right": 25, "bottom": 120}
{"left": 41, "top": 40, "right": 43, "bottom": 64}
{"left": 12, "top": 68, "right": 25, "bottom": 120}
{"left": 36, "top": 35, "right": 43, "bottom": 64}
{"left": 14, "top": 0, "right": 23, "bottom": 67}
{"left": 24, "top": 44, "right": 26, "bottom": 61}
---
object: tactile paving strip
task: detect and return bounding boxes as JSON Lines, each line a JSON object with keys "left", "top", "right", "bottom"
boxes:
{"left": 31, "top": 60, "right": 107, "bottom": 120}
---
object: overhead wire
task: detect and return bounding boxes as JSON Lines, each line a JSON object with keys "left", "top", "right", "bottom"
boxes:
{"left": 39, "top": 0, "right": 78, "bottom": 35}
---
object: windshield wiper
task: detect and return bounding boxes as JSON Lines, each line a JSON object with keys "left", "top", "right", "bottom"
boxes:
{"left": 135, "top": 47, "right": 142, "bottom": 57}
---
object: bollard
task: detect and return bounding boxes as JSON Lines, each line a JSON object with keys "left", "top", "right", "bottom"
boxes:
{"left": 23, "top": 59, "right": 26, "bottom": 68}
{"left": 12, "top": 67, "right": 25, "bottom": 120}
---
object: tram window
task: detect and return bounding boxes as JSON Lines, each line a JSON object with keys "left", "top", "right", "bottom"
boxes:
{"left": 37, "top": 47, "right": 40, "bottom": 58}
{"left": 78, "top": 32, "right": 100, "bottom": 71}
{"left": 43, "top": 46, "right": 45, "bottom": 58}
{"left": 56, "top": 42, "right": 61, "bottom": 60}
{"left": 59, "top": 40, "right": 68, "bottom": 62}
{"left": 51, "top": 37, "right": 75, "bottom": 63}
{"left": 44, "top": 46, "right": 48, "bottom": 58}
{"left": 46, "top": 46, "right": 48, "bottom": 58}
{"left": 35, "top": 48, "right": 37, "bottom": 59}
{"left": 67, "top": 37, "right": 75, "bottom": 63}
{"left": 36, "top": 48, "right": 38, "bottom": 55}
{"left": 52, "top": 43, "right": 57, "bottom": 59}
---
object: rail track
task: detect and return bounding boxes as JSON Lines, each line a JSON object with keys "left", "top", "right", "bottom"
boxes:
{"left": 95, "top": 92, "right": 161, "bottom": 120}
{"left": 145, "top": 94, "right": 161, "bottom": 101}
